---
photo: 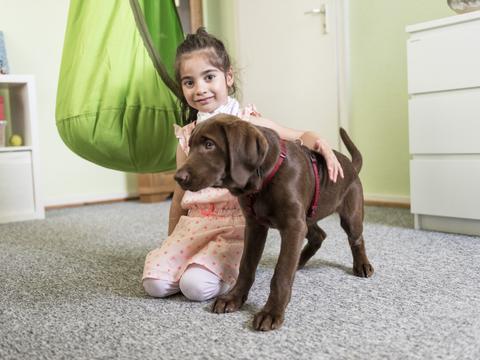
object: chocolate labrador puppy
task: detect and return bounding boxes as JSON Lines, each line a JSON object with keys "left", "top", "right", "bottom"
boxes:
{"left": 175, "top": 114, "right": 374, "bottom": 331}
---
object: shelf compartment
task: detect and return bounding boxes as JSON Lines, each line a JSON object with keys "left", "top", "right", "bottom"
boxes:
{"left": 0, "top": 151, "right": 36, "bottom": 222}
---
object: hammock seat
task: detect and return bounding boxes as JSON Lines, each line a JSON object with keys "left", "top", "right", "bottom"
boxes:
{"left": 56, "top": 0, "right": 184, "bottom": 173}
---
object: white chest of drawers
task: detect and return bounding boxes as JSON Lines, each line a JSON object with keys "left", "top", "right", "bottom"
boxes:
{"left": 406, "top": 11, "right": 480, "bottom": 236}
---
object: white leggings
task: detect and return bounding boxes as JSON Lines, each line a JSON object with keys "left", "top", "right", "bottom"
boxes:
{"left": 143, "top": 264, "right": 231, "bottom": 302}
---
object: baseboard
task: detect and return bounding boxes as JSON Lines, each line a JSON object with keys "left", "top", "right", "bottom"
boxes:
{"left": 44, "top": 192, "right": 140, "bottom": 210}
{"left": 364, "top": 194, "right": 411, "bottom": 209}
{"left": 45, "top": 192, "right": 411, "bottom": 210}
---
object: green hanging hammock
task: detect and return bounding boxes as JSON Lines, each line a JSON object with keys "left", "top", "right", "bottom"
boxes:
{"left": 56, "top": 0, "right": 184, "bottom": 173}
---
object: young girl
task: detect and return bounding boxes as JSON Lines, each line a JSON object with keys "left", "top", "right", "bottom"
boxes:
{"left": 142, "top": 28, "right": 343, "bottom": 301}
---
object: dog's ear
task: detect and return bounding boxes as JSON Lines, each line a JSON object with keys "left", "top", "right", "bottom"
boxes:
{"left": 223, "top": 121, "right": 268, "bottom": 189}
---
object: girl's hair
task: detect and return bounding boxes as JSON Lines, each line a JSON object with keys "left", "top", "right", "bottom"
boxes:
{"left": 174, "top": 27, "right": 236, "bottom": 124}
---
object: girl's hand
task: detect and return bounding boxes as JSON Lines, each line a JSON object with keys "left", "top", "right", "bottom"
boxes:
{"left": 248, "top": 117, "right": 345, "bottom": 182}
{"left": 312, "top": 138, "right": 344, "bottom": 183}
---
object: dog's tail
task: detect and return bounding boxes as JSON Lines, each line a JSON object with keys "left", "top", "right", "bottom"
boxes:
{"left": 340, "top": 128, "right": 362, "bottom": 173}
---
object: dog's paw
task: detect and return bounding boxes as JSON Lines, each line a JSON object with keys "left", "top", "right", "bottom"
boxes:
{"left": 253, "top": 310, "right": 284, "bottom": 331}
{"left": 212, "top": 295, "right": 244, "bottom": 314}
{"left": 353, "top": 262, "right": 374, "bottom": 278}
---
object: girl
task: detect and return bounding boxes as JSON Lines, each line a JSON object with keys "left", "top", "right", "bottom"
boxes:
{"left": 142, "top": 28, "right": 343, "bottom": 301}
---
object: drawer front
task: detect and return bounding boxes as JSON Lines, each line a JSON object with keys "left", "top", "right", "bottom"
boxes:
{"left": 410, "top": 158, "right": 480, "bottom": 220}
{"left": 0, "top": 151, "right": 35, "bottom": 217}
{"left": 407, "top": 22, "right": 480, "bottom": 94}
{"left": 409, "top": 88, "right": 480, "bottom": 154}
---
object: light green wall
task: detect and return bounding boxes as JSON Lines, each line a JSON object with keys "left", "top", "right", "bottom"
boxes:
{"left": 349, "top": 0, "right": 452, "bottom": 198}
{"left": 203, "top": 0, "right": 237, "bottom": 60}
{"left": 205, "top": 0, "right": 454, "bottom": 201}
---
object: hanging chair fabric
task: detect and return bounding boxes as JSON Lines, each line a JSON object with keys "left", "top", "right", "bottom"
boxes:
{"left": 56, "top": 0, "right": 184, "bottom": 173}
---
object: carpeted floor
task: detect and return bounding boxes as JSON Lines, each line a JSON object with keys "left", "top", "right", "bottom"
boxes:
{"left": 0, "top": 201, "right": 479, "bottom": 360}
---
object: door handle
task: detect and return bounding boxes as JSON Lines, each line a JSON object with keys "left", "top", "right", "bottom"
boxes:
{"left": 304, "top": 4, "right": 329, "bottom": 34}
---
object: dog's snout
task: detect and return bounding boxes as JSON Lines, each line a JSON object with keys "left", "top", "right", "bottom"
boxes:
{"left": 174, "top": 169, "right": 190, "bottom": 186}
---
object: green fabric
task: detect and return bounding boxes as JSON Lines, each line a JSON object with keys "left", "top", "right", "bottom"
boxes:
{"left": 144, "top": 0, "right": 179, "bottom": 79}
{"left": 56, "top": 0, "right": 184, "bottom": 173}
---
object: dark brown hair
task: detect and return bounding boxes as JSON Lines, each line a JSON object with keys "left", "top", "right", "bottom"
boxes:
{"left": 174, "top": 27, "right": 236, "bottom": 124}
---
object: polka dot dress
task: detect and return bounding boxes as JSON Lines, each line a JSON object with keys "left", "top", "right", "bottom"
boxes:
{"left": 143, "top": 204, "right": 245, "bottom": 285}
{"left": 142, "top": 103, "right": 260, "bottom": 285}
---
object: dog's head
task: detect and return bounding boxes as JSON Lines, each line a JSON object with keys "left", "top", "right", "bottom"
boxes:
{"left": 174, "top": 114, "right": 269, "bottom": 195}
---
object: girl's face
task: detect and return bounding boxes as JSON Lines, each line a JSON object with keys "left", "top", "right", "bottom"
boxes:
{"left": 179, "top": 50, "right": 233, "bottom": 113}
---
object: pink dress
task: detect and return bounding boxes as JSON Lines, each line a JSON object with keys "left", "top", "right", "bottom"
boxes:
{"left": 142, "top": 104, "right": 260, "bottom": 285}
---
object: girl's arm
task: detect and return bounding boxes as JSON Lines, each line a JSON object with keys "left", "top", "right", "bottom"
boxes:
{"left": 168, "top": 144, "right": 188, "bottom": 235}
{"left": 248, "top": 116, "right": 344, "bottom": 183}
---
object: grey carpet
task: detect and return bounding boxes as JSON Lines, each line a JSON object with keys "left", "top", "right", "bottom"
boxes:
{"left": 0, "top": 201, "right": 479, "bottom": 360}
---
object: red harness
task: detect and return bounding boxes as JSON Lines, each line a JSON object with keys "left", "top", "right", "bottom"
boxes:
{"left": 245, "top": 140, "right": 320, "bottom": 224}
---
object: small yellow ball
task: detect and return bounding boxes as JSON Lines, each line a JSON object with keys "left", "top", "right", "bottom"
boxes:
{"left": 9, "top": 134, "right": 23, "bottom": 147}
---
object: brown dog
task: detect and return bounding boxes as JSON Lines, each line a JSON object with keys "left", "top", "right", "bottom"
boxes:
{"left": 174, "top": 114, "right": 373, "bottom": 331}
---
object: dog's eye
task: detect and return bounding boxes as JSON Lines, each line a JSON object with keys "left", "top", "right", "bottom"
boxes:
{"left": 204, "top": 140, "right": 215, "bottom": 150}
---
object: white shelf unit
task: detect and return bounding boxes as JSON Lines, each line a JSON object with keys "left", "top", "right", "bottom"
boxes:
{"left": 406, "top": 11, "right": 480, "bottom": 236}
{"left": 0, "top": 75, "right": 44, "bottom": 223}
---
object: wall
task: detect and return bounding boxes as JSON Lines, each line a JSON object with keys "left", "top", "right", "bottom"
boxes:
{"left": 204, "top": 0, "right": 455, "bottom": 204}
{"left": 0, "top": 0, "right": 137, "bottom": 207}
{"left": 203, "top": 0, "right": 237, "bottom": 67}
{"left": 0, "top": 0, "right": 458, "bottom": 208}
{"left": 349, "top": 0, "right": 452, "bottom": 202}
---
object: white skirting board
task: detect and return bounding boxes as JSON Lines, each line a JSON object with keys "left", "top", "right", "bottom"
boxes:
{"left": 45, "top": 192, "right": 410, "bottom": 209}
{"left": 44, "top": 192, "right": 139, "bottom": 208}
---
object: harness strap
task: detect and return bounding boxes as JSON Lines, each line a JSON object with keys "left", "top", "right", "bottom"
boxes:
{"left": 246, "top": 140, "right": 287, "bottom": 223}
{"left": 261, "top": 140, "right": 287, "bottom": 188}
{"left": 307, "top": 153, "right": 320, "bottom": 218}
{"left": 246, "top": 141, "right": 320, "bottom": 222}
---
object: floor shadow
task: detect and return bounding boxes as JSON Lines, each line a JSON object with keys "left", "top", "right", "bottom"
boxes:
{"left": 259, "top": 255, "right": 352, "bottom": 275}
{"left": 299, "top": 258, "right": 352, "bottom": 275}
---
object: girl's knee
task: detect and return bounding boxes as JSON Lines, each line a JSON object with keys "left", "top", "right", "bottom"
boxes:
{"left": 179, "top": 264, "right": 230, "bottom": 302}
{"left": 143, "top": 278, "right": 180, "bottom": 298}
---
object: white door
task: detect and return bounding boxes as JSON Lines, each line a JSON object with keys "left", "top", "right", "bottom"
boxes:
{"left": 234, "top": 0, "right": 345, "bottom": 149}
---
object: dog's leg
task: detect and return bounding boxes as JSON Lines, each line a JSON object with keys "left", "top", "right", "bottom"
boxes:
{"left": 297, "top": 223, "right": 327, "bottom": 269}
{"left": 212, "top": 220, "right": 268, "bottom": 314}
{"left": 253, "top": 220, "right": 307, "bottom": 331}
{"left": 338, "top": 182, "right": 374, "bottom": 278}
